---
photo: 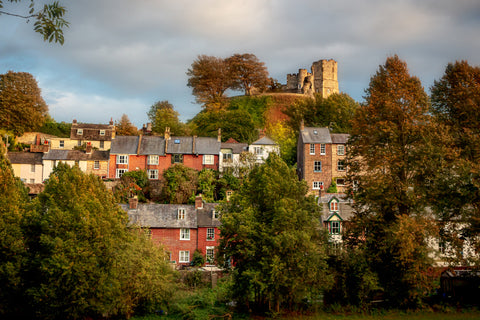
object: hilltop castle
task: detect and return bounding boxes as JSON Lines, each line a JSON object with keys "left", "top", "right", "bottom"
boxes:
{"left": 284, "top": 59, "right": 338, "bottom": 98}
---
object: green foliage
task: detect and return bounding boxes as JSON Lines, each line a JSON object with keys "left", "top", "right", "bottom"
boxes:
{"left": 228, "top": 95, "right": 269, "bottom": 128}
{"left": 215, "top": 172, "right": 240, "bottom": 201}
{"left": 0, "top": 71, "right": 49, "bottom": 135}
{"left": 162, "top": 164, "right": 199, "bottom": 204}
{"left": 197, "top": 169, "right": 216, "bottom": 203}
{"left": 147, "top": 100, "right": 187, "bottom": 136}
{"left": 219, "top": 154, "right": 333, "bottom": 313}
{"left": 191, "top": 249, "right": 206, "bottom": 267}
{"left": 266, "top": 120, "right": 297, "bottom": 166}
{"left": 115, "top": 170, "right": 150, "bottom": 203}
{"left": 0, "top": 0, "right": 69, "bottom": 44}
{"left": 38, "top": 118, "right": 71, "bottom": 137}
{"left": 326, "top": 178, "right": 337, "bottom": 193}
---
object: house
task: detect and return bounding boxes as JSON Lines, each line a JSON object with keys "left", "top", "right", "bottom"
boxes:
{"left": 219, "top": 138, "right": 249, "bottom": 174}
{"left": 7, "top": 151, "right": 44, "bottom": 184}
{"left": 42, "top": 144, "right": 110, "bottom": 180}
{"left": 122, "top": 195, "right": 220, "bottom": 268}
{"left": 248, "top": 135, "right": 280, "bottom": 164}
{"left": 49, "top": 119, "right": 115, "bottom": 151}
{"left": 297, "top": 122, "right": 349, "bottom": 195}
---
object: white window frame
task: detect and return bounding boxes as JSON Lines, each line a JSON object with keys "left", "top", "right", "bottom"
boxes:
{"left": 203, "top": 154, "right": 214, "bottom": 165}
{"left": 116, "top": 154, "right": 128, "bottom": 164}
{"left": 337, "top": 145, "right": 345, "bottom": 156}
{"left": 179, "top": 251, "right": 190, "bottom": 263}
{"left": 320, "top": 144, "right": 326, "bottom": 155}
{"left": 177, "top": 208, "right": 186, "bottom": 220}
{"left": 206, "top": 246, "right": 215, "bottom": 264}
{"left": 254, "top": 146, "right": 263, "bottom": 155}
{"left": 330, "top": 221, "right": 340, "bottom": 234}
{"left": 148, "top": 169, "right": 158, "bottom": 179}
{"left": 180, "top": 228, "right": 190, "bottom": 240}
{"left": 223, "top": 152, "right": 233, "bottom": 162}
{"left": 207, "top": 228, "right": 215, "bottom": 240}
{"left": 94, "top": 160, "right": 100, "bottom": 170}
{"left": 314, "top": 161, "right": 322, "bottom": 172}
{"left": 312, "top": 181, "right": 324, "bottom": 190}
{"left": 330, "top": 200, "right": 338, "bottom": 211}
{"left": 99, "top": 129, "right": 105, "bottom": 136}
{"left": 147, "top": 155, "right": 159, "bottom": 165}
{"left": 116, "top": 168, "right": 127, "bottom": 178}
{"left": 77, "top": 129, "right": 83, "bottom": 135}
{"left": 212, "top": 210, "right": 218, "bottom": 219}
{"left": 309, "top": 144, "right": 315, "bottom": 155}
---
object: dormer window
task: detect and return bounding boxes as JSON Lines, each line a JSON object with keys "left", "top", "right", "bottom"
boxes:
{"left": 177, "top": 208, "right": 186, "bottom": 220}
{"left": 100, "top": 129, "right": 105, "bottom": 136}
{"left": 212, "top": 210, "right": 218, "bottom": 219}
{"left": 313, "top": 129, "right": 318, "bottom": 135}
{"left": 77, "top": 129, "right": 83, "bottom": 135}
{"left": 330, "top": 200, "right": 338, "bottom": 212}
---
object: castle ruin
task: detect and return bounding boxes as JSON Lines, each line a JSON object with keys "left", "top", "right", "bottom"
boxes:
{"left": 284, "top": 59, "right": 338, "bottom": 98}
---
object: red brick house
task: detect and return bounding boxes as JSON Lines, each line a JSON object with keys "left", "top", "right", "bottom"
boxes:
{"left": 122, "top": 195, "right": 220, "bottom": 268}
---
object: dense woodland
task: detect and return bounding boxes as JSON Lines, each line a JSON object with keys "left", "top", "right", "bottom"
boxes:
{"left": 1, "top": 55, "right": 480, "bottom": 319}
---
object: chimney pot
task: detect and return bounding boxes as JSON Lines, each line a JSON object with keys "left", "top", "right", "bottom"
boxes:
{"left": 195, "top": 194, "right": 203, "bottom": 209}
{"left": 129, "top": 196, "right": 138, "bottom": 209}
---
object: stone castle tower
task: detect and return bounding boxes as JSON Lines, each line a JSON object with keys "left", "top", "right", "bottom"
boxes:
{"left": 285, "top": 59, "right": 338, "bottom": 98}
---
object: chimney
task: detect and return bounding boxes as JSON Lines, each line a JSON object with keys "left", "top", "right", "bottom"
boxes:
{"left": 146, "top": 123, "right": 152, "bottom": 133}
{"left": 129, "top": 196, "right": 138, "bottom": 210}
{"left": 109, "top": 117, "right": 114, "bottom": 126}
{"left": 36, "top": 134, "right": 41, "bottom": 146}
{"left": 192, "top": 135, "right": 196, "bottom": 154}
{"left": 195, "top": 194, "right": 203, "bottom": 209}
{"left": 164, "top": 127, "right": 170, "bottom": 154}
{"left": 300, "top": 119, "right": 305, "bottom": 131}
{"left": 217, "top": 128, "right": 222, "bottom": 142}
{"left": 72, "top": 119, "right": 77, "bottom": 125}
{"left": 86, "top": 142, "right": 92, "bottom": 154}
{"left": 136, "top": 135, "right": 143, "bottom": 155}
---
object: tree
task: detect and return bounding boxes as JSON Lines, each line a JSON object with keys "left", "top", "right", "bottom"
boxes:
{"left": 346, "top": 55, "right": 438, "bottom": 307}
{"left": 161, "top": 164, "right": 199, "bottom": 204}
{"left": 38, "top": 117, "right": 71, "bottom": 137}
{"left": 266, "top": 121, "right": 297, "bottom": 166}
{"left": 430, "top": 61, "right": 480, "bottom": 264}
{"left": 24, "top": 164, "right": 174, "bottom": 318}
{"left": 147, "top": 100, "right": 186, "bottom": 136}
{"left": 218, "top": 154, "right": 332, "bottom": 313}
{"left": 0, "top": 144, "right": 29, "bottom": 317}
{"left": 187, "top": 55, "right": 234, "bottom": 109}
{"left": 0, "top": 0, "right": 69, "bottom": 44}
{"left": 114, "top": 169, "right": 149, "bottom": 203}
{"left": 115, "top": 114, "right": 138, "bottom": 136}
{"left": 196, "top": 169, "right": 216, "bottom": 203}
{"left": 0, "top": 71, "right": 49, "bottom": 135}
{"left": 226, "top": 53, "right": 270, "bottom": 96}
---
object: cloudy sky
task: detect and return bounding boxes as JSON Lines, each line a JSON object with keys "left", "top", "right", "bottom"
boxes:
{"left": 1, "top": 0, "right": 479, "bottom": 127}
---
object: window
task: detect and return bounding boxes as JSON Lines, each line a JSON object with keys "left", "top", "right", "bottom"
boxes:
{"left": 147, "top": 155, "right": 159, "bottom": 165}
{"left": 203, "top": 154, "right": 214, "bottom": 165}
{"left": 309, "top": 144, "right": 315, "bottom": 155}
{"left": 94, "top": 160, "right": 100, "bottom": 169}
{"left": 99, "top": 129, "right": 105, "bottom": 136}
{"left": 117, "top": 155, "right": 128, "bottom": 164}
{"left": 212, "top": 210, "right": 219, "bottom": 219}
{"left": 330, "top": 200, "right": 338, "bottom": 211}
{"left": 59, "top": 140, "right": 64, "bottom": 148}
{"left": 206, "top": 246, "right": 215, "bottom": 263}
{"left": 226, "top": 190, "right": 233, "bottom": 201}
{"left": 29, "top": 179, "right": 35, "bottom": 183}
{"left": 77, "top": 140, "right": 82, "bottom": 146}
{"left": 77, "top": 129, "right": 83, "bottom": 135}
{"left": 320, "top": 144, "right": 326, "bottom": 155}
{"left": 177, "top": 208, "right": 186, "bottom": 220}
{"left": 179, "top": 251, "right": 190, "bottom": 263}
{"left": 337, "top": 160, "right": 345, "bottom": 171}
{"left": 116, "top": 168, "right": 127, "bottom": 178}
{"left": 148, "top": 169, "right": 158, "bottom": 179}
{"left": 314, "top": 161, "right": 322, "bottom": 172}
{"left": 180, "top": 228, "right": 190, "bottom": 240}
{"left": 313, "top": 181, "right": 324, "bottom": 190}
{"left": 439, "top": 240, "right": 446, "bottom": 255}
{"left": 172, "top": 154, "right": 183, "bottom": 164}
{"left": 337, "top": 145, "right": 345, "bottom": 156}
{"left": 100, "top": 140, "right": 104, "bottom": 149}
{"left": 223, "top": 151, "right": 233, "bottom": 162}
{"left": 30, "top": 164, "right": 36, "bottom": 172}
{"left": 336, "top": 178, "right": 345, "bottom": 186}
{"left": 329, "top": 221, "right": 340, "bottom": 234}
{"left": 254, "top": 146, "right": 262, "bottom": 155}
{"left": 207, "top": 228, "right": 215, "bottom": 240}
{"left": 329, "top": 242, "right": 341, "bottom": 255}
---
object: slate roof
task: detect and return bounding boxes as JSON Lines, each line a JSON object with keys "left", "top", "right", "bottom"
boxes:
{"left": 110, "top": 136, "right": 140, "bottom": 154}
{"left": 197, "top": 203, "right": 221, "bottom": 227}
{"left": 138, "top": 136, "right": 165, "bottom": 156}
{"left": 121, "top": 203, "right": 197, "bottom": 228}
{"left": 221, "top": 142, "right": 248, "bottom": 154}
{"left": 195, "top": 137, "right": 221, "bottom": 155}
{"left": 318, "top": 193, "right": 354, "bottom": 222}
{"left": 167, "top": 136, "right": 193, "bottom": 154}
{"left": 70, "top": 123, "right": 114, "bottom": 141}
{"left": 331, "top": 133, "right": 350, "bottom": 144}
{"left": 7, "top": 152, "right": 43, "bottom": 164}
{"left": 251, "top": 136, "right": 277, "bottom": 145}
{"left": 299, "top": 127, "right": 332, "bottom": 144}
{"left": 42, "top": 150, "right": 110, "bottom": 161}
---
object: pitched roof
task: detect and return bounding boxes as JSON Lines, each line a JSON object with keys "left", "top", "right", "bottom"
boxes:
{"left": 110, "top": 136, "right": 140, "bottom": 154}
{"left": 331, "top": 133, "right": 350, "bottom": 144}
{"left": 299, "top": 127, "right": 332, "bottom": 144}
{"left": 251, "top": 136, "right": 277, "bottom": 146}
{"left": 318, "top": 193, "right": 354, "bottom": 222}
{"left": 138, "top": 136, "right": 165, "bottom": 156}
{"left": 195, "top": 137, "right": 221, "bottom": 155}
{"left": 221, "top": 142, "right": 248, "bottom": 154}
{"left": 167, "top": 136, "right": 193, "bottom": 154}
{"left": 197, "top": 203, "right": 221, "bottom": 227}
{"left": 121, "top": 203, "right": 197, "bottom": 228}
{"left": 70, "top": 122, "right": 114, "bottom": 141}
{"left": 42, "top": 150, "right": 110, "bottom": 161}
{"left": 7, "top": 152, "right": 43, "bottom": 164}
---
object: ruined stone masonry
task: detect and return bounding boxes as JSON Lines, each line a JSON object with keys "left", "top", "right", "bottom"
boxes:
{"left": 284, "top": 59, "right": 339, "bottom": 98}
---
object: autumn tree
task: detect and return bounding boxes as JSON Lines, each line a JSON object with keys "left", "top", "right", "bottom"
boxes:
{"left": 147, "top": 100, "right": 186, "bottom": 136}
{"left": 187, "top": 55, "right": 234, "bottom": 109}
{"left": 161, "top": 164, "right": 199, "bottom": 204}
{"left": 115, "top": 114, "right": 138, "bottom": 136}
{"left": 226, "top": 53, "right": 270, "bottom": 95}
{"left": 346, "top": 55, "right": 438, "bottom": 307}
{"left": 219, "top": 154, "right": 332, "bottom": 313}
{"left": 0, "top": 71, "right": 49, "bottom": 135}
{"left": 430, "top": 60, "right": 480, "bottom": 264}
{"left": 0, "top": 0, "right": 69, "bottom": 44}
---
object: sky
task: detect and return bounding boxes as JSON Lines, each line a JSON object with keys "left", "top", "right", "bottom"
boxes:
{"left": 1, "top": 0, "right": 479, "bottom": 128}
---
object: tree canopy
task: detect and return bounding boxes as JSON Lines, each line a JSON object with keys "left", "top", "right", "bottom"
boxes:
{"left": 219, "top": 154, "right": 332, "bottom": 313}
{"left": 115, "top": 114, "right": 138, "bottom": 136}
{"left": 0, "top": 71, "right": 49, "bottom": 135}
{"left": 147, "top": 100, "right": 186, "bottom": 136}
{"left": 225, "top": 53, "right": 270, "bottom": 96}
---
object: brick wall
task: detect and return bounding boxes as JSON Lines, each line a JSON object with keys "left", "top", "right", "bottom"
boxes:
{"left": 151, "top": 228, "right": 198, "bottom": 266}
{"left": 303, "top": 143, "right": 333, "bottom": 194}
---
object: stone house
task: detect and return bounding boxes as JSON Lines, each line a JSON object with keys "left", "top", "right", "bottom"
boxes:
{"left": 49, "top": 119, "right": 115, "bottom": 151}
{"left": 122, "top": 195, "right": 220, "bottom": 268}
